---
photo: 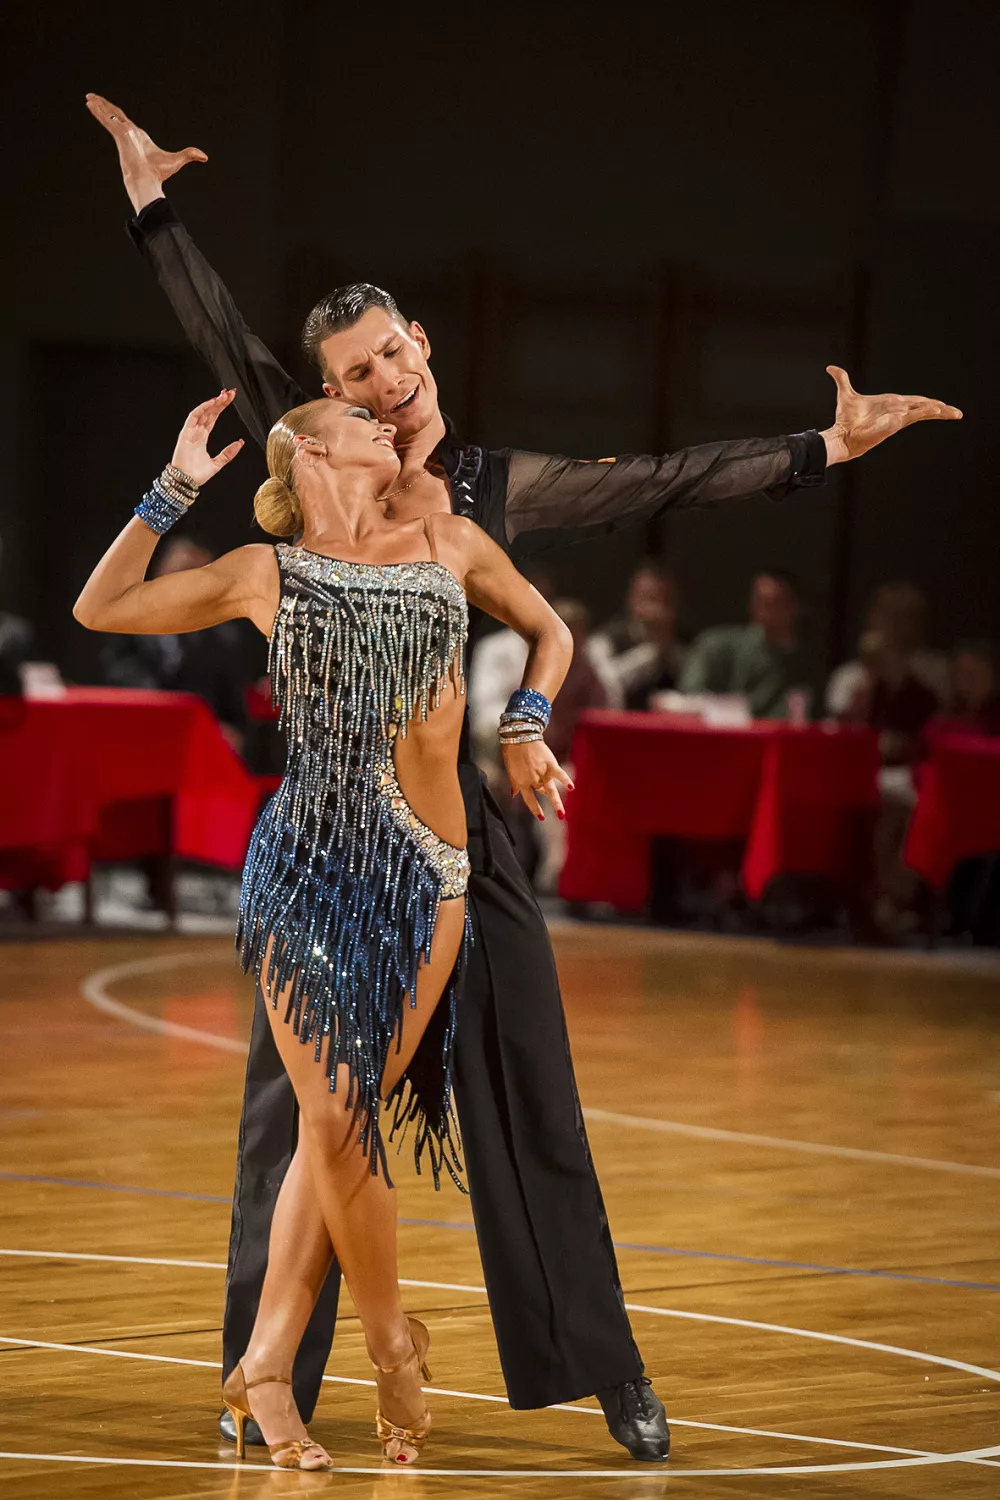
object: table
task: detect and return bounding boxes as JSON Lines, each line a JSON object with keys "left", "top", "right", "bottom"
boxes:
{"left": 905, "top": 732, "right": 1000, "bottom": 890}
{"left": 0, "top": 688, "right": 262, "bottom": 894}
{"left": 560, "top": 711, "right": 881, "bottom": 911}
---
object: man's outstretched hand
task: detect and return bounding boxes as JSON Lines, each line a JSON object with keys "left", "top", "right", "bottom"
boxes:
{"left": 822, "top": 365, "right": 962, "bottom": 465}
{"left": 85, "top": 93, "right": 207, "bottom": 215}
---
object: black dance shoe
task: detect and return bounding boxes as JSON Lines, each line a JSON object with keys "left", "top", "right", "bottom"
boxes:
{"left": 597, "top": 1378, "right": 670, "bottom": 1461}
{"left": 219, "top": 1406, "right": 265, "bottom": 1447}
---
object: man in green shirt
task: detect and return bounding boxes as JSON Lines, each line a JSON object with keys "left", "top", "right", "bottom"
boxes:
{"left": 680, "top": 570, "right": 816, "bottom": 718}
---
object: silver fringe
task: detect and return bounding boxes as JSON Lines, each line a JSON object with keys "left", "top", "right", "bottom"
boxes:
{"left": 237, "top": 546, "right": 470, "bottom": 1187}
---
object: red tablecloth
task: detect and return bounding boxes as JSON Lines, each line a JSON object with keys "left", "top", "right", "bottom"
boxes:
{"left": 0, "top": 688, "right": 261, "bottom": 889}
{"left": 905, "top": 733, "right": 1000, "bottom": 889}
{"left": 560, "top": 711, "right": 880, "bottom": 909}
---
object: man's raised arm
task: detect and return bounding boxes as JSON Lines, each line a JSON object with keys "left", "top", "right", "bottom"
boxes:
{"left": 503, "top": 368, "right": 961, "bottom": 556}
{"left": 86, "top": 94, "right": 307, "bottom": 450}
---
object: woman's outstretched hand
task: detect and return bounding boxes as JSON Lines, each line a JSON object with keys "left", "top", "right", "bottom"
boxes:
{"left": 503, "top": 741, "right": 574, "bottom": 821}
{"left": 822, "top": 366, "right": 962, "bottom": 465}
{"left": 85, "top": 93, "right": 207, "bottom": 214}
{"left": 172, "top": 390, "right": 245, "bottom": 487}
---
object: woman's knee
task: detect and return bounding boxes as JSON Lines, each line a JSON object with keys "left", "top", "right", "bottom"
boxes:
{"left": 297, "top": 1072, "right": 365, "bottom": 1163}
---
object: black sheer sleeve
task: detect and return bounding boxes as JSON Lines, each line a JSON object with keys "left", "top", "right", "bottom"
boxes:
{"left": 127, "top": 199, "right": 309, "bottom": 450}
{"left": 503, "top": 430, "right": 827, "bottom": 556}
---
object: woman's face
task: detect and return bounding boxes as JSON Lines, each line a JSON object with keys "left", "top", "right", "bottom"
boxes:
{"left": 300, "top": 403, "right": 400, "bottom": 490}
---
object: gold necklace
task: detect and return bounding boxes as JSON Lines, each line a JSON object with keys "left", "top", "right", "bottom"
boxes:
{"left": 382, "top": 472, "right": 423, "bottom": 502}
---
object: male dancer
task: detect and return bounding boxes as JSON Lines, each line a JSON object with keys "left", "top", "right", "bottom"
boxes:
{"left": 87, "top": 94, "right": 960, "bottom": 1463}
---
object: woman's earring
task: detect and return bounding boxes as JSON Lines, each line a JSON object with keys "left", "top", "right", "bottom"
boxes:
{"left": 294, "top": 444, "right": 322, "bottom": 472}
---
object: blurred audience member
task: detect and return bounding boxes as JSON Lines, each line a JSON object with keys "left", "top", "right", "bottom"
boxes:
{"left": 0, "top": 611, "right": 33, "bottom": 698}
{"left": 99, "top": 536, "right": 249, "bottom": 751}
{"left": 470, "top": 593, "right": 605, "bottom": 892}
{"left": 588, "top": 560, "right": 685, "bottom": 710}
{"left": 536, "top": 599, "right": 607, "bottom": 893}
{"left": 547, "top": 601, "right": 608, "bottom": 762}
{"left": 945, "top": 641, "right": 1000, "bottom": 736}
{"left": 827, "top": 585, "right": 948, "bottom": 939}
{"left": 832, "top": 628, "right": 939, "bottom": 767}
{"left": 0, "top": 534, "right": 34, "bottom": 697}
{"left": 679, "top": 569, "right": 814, "bottom": 719}
{"left": 468, "top": 567, "right": 555, "bottom": 761}
{"left": 827, "top": 582, "right": 949, "bottom": 718}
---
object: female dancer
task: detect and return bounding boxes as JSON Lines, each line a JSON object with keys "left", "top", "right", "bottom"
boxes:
{"left": 75, "top": 389, "right": 573, "bottom": 1469}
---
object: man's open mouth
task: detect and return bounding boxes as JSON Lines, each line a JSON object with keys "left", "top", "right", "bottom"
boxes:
{"left": 391, "top": 387, "right": 418, "bottom": 413}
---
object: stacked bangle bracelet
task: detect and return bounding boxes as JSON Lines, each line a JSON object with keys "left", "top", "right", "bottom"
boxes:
{"left": 134, "top": 465, "right": 200, "bottom": 536}
{"left": 498, "top": 687, "right": 552, "bottom": 747}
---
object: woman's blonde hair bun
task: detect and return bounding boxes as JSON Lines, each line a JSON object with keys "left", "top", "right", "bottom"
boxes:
{"left": 253, "top": 400, "right": 325, "bottom": 537}
{"left": 253, "top": 474, "right": 302, "bottom": 537}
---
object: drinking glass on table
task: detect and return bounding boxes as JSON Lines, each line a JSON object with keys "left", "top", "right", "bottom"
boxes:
{"left": 786, "top": 687, "right": 811, "bottom": 727}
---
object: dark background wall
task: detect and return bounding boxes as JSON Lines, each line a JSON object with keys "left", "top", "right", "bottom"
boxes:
{"left": 3, "top": 0, "right": 997, "bottom": 681}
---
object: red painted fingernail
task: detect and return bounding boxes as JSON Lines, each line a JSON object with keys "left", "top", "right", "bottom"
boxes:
{"left": 558, "top": 811, "right": 566, "bottom": 820}
{"left": 537, "top": 813, "right": 544, "bottom": 822}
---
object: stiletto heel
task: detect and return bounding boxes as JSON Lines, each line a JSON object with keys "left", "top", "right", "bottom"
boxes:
{"left": 226, "top": 1402, "right": 247, "bottom": 1461}
{"left": 221, "top": 1363, "right": 334, "bottom": 1470}
{"left": 372, "top": 1317, "right": 433, "bottom": 1465}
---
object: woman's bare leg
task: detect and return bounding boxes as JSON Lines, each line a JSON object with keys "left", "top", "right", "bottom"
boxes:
{"left": 238, "top": 895, "right": 466, "bottom": 1446}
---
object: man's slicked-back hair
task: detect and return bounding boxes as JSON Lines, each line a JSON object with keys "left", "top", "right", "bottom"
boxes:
{"left": 301, "top": 284, "right": 404, "bottom": 375}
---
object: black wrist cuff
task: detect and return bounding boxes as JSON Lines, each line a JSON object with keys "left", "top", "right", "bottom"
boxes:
{"left": 126, "top": 196, "right": 181, "bottom": 250}
{"left": 786, "top": 428, "right": 828, "bottom": 489}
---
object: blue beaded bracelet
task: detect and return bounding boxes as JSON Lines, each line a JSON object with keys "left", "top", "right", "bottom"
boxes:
{"left": 502, "top": 687, "right": 552, "bottom": 729}
{"left": 135, "top": 478, "right": 189, "bottom": 536}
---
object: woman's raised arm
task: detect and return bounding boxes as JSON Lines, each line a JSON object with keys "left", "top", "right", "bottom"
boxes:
{"left": 74, "top": 390, "right": 277, "bottom": 638}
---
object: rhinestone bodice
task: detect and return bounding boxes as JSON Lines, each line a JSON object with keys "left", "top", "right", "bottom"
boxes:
{"left": 237, "top": 543, "right": 470, "bottom": 1186}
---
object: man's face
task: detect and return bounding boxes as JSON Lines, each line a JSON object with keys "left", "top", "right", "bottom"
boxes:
{"left": 953, "top": 650, "right": 995, "bottom": 708}
{"left": 750, "top": 575, "right": 798, "bottom": 641}
{"left": 627, "top": 570, "right": 676, "bottom": 633}
{"left": 319, "top": 308, "right": 439, "bottom": 442}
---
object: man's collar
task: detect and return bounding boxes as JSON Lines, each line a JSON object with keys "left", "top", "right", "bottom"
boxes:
{"left": 432, "top": 411, "right": 464, "bottom": 476}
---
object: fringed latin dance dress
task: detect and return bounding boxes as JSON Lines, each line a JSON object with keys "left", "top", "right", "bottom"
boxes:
{"left": 237, "top": 541, "right": 471, "bottom": 1186}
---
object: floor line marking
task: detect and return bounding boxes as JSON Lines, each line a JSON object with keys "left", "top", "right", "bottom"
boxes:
{"left": 0, "top": 1248, "right": 226, "bottom": 1271}
{"left": 625, "top": 1303, "right": 1000, "bottom": 1383}
{"left": 79, "top": 954, "right": 1000, "bottom": 1183}
{"left": 2, "top": 1227, "right": 996, "bottom": 1295}
{"left": 0, "top": 1173, "right": 228, "bottom": 1202}
{"left": 4, "top": 1304, "right": 1000, "bottom": 1469}
{"left": 0, "top": 1341, "right": 993, "bottom": 1470}
{"left": 3, "top": 1447, "right": 1000, "bottom": 1477}
{"left": 585, "top": 1108, "right": 1000, "bottom": 1179}
{"left": 79, "top": 953, "right": 245, "bottom": 1054}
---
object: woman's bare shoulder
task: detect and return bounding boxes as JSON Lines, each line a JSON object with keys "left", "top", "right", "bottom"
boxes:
{"left": 428, "top": 512, "right": 490, "bottom": 559}
{"left": 213, "top": 542, "right": 280, "bottom": 583}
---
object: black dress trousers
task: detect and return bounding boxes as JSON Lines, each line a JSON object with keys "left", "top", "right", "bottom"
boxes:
{"left": 222, "top": 766, "right": 642, "bottom": 1417}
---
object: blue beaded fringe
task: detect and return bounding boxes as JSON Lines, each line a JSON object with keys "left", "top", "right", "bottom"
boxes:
{"left": 237, "top": 547, "right": 470, "bottom": 1189}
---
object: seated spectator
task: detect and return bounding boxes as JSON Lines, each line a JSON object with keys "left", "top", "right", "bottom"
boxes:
{"left": 679, "top": 569, "right": 815, "bottom": 719}
{"left": 99, "top": 536, "right": 249, "bottom": 751}
{"left": 537, "top": 600, "right": 607, "bottom": 893}
{"left": 946, "top": 641, "right": 1000, "bottom": 736}
{"left": 547, "top": 600, "right": 608, "bottom": 764}
{"left": 468, "top": 566, "right": 555, "bottom": 763}
{"left": 833, "top": 628, "right": 940, "bottom": 767}
{"left": 0, "top": 533, "right": 34, "bottom": 697}
{"left": 469, "top": 596, "right": 605, "bottom": 892}
{"left": 588, "top": 560, "right": 686, "bottom": 710}
{"left": 827, "top": 582, "right": 950, "bottom": 719}
{"left": 0, "top": 611, "right": 33, "bottom": 698}
{"left": 827, "top": 589, "right": 946, "bottom": 941}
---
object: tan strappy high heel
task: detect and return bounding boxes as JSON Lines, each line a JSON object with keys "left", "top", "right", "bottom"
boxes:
{"left": 222, "top": 1363, "right": 335, "bottom": 1470}
{"left": 372, "top": 1317, "right": 433, "bottom": 1465}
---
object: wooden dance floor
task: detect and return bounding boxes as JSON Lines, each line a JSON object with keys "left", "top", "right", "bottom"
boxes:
{"left": 2, "top": 923, "right": 999, "bottom": 1497}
